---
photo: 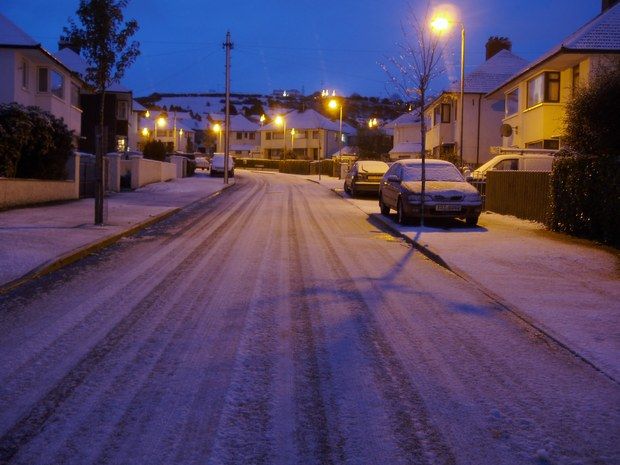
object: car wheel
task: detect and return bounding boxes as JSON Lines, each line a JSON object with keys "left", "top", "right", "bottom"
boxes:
{"left": 397, "top": 198, "right": 409, "bottom": 225}
{"left": 379, "top": 193, "right": 390, "bottom": 216}
{"left": 350, "top": 183, "right": 357, "bottom": 198}
{"left": 343, "top": 182, "right": 350, "bottom": 194}
{"left": 466, "top": 215, "right": 479, "bottom": 227}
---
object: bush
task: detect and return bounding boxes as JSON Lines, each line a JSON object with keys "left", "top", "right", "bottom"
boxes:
{"left": 142, "top": 140, "right": 167, "bottom": 161}
{"left": 280, "top": 160, "right": 310, "bottom": 175}
{"left": 0, "top": 103, "right": 73, "bottom": 179}
{"left": 548, "top": 154, "right": 620, "bottom": 247}
{"left": 233, "top": 158, "right": 280, "bottom": 170}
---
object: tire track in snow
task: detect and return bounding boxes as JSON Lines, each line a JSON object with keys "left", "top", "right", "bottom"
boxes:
{"left": 0, "top": 176, "right": 268, "bottom": 465}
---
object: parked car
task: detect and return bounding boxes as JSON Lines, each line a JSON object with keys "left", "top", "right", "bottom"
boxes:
{"left": 467, "top": 152, "right": 554, "bottom": 181}
{"left": 344, "top": 160, "right": 389, "bottom": 197}
{"left": 210, "top": 153, "right": 234, "bottom": 177}
{"left": 379, "top": 159, "right": 483, "bottom": 226}
{"left": 195, "top": 156, "right": 209, "bottom": 170}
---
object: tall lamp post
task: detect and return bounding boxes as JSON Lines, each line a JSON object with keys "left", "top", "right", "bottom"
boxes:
{"left": 431, "top": 15, "right": 465, "bottom": 168}
{"left": 275, "top": 115, "right": 286, "bottom": 160}
{"left": 212, "top": 123, "right": 222, "bottom": 152}
{"left": 328, "top": 99, "right": 343, "bottom": 159}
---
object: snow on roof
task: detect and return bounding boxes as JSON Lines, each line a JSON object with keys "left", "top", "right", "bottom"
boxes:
{"left": 488, "top": 4, "right": 620, "bottom": 96}
{"left": 0, "top": 13, "right": 38, "bottom": 47}
{"left": 54, "top": 47, "right": 130, "bottom": 92}
{"left": 230, "top": 143, "right": 259, "bottom": 151}
{"left": 390, "top": 142, "right": 422, "bottom": 154}
{"left": 260, "top": 109, "right": 344, "bottom": 132}
{"left": 133, "top": 100, "right": 147, "bottom": 112}
{"left": 385, "top": 110, "right": 422, "bottom": 128}
{"left": 447, "top": 49, "right": 528, "bottom": 94}
{"left": 328, "top": 146, "right": 358, "bottom": 157}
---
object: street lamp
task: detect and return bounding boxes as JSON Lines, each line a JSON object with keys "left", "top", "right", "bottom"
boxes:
{"left": 212, "top": 123, "right": 222, "bottom": 151}
{"left": 328, "top": 98, "right": 343, "bottom": 159}
{"left": 275, "top": 115, "right": 286, "bottom": 160}
{"left": 290, "top": 128, "right": 296, "bottom": 153}
{"left": 431, "top": 12, "right": 465, "bottom": 168}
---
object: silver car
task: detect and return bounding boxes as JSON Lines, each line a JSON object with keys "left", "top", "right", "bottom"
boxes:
{"left": 379, "top": 159, "right": 483, "bottom": 226}
{"left": 343, "top": 160, "right": 389, "bottom": 197}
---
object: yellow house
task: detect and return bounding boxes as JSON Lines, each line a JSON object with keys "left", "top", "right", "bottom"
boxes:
{"left": 486, "top": 3, "right": 620, "bottom": 150}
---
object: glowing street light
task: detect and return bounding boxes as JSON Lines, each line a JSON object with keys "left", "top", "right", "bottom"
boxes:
{"left": 275, "top": 115, "right": 287, "bottom": 160}
{"left": 141, "top": 127, "right": 150, "bottom": 137}
{"left": 212, "top": 123, "right": 222, "bottom": 150}
{"left": 431, "top": 10, "right": 465, "bottom": 167}
{"left": 328, "top": 98, "right": 343, "bottom": 159}
{"left": 259, "top": 114, "right": 266, "bottom": 125}
{"left": 290, "top": 128, "right": 296, "bottom": 151}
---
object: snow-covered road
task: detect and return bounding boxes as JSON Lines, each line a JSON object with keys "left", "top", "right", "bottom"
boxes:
{"left": 0, "top": 171, "right": 618, "bottom": 465}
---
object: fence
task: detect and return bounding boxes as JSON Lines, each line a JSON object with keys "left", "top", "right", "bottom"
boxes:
{"left": 484, "top": 171, "right": 551, "bottom": 223}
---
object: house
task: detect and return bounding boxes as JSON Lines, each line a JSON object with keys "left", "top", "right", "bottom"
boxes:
{"left": 54, "top": 46, "right": 136, "bottom": 154}
{"left": 208, "top": 114, "right": 260, "bottom": 156}
{"left": 139, "top": 110, "right": 197, "bottom": 153}
{"left": 0, "top": 13, "right": 85, "bottom": 144}
{"left": 424, "top": 38, "right": 528, "bottom": 166}
{"left": 258, "top": 109, "right": 346, "bottom": 160}
{"left": 385, "top": 110, "right": 422, "bottom": 160}
{"left": 486, "top": 2, "right": 620, "bottom": 150}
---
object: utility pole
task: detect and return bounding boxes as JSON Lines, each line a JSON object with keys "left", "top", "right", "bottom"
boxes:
{"left": 223, "top": 31, "right": 233, "bottom": 185}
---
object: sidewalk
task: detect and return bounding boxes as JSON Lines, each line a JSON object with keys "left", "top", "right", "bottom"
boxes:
{"left": 0, "top": 171, "right": 233, "bottom": 293}
{"left": 306, "top": 175, "right": 620, "bottom": 382}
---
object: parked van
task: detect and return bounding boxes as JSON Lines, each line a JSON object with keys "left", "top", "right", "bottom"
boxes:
{"left": 468, "top": 151, "right": 555, "bottom": 180}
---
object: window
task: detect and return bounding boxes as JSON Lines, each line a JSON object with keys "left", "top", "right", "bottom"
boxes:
{"left": 266, "top": 132, "right": 272, "bottom": 140}
{"left": 21, "top": 60, "right": 29, "bottom": 89}
{"left": 38, "top": 67, "right": 48, "bottom": 92}
{"left": 433, "top": 105, "right": 441, "bottom": 125}
{"left": 493, "top": 159, "right": 519, "bottom": 171}
{"left": 312, "top": 130, "right": 319, "bottom": 139}
{"left": 71, "top": 83, "right": 80, "bottom": 108}
{"left": 249, "top": 133, "right": 255, "bottom": 140}
{"left": 505, "top": 88, "right": 519, "bottom": 116}
{"left": 116, "top": 136, "right": 127, "bottom": 152}
{"left": 441, "top": 103, "right": 451, "bottom": 123}
{"left": 116, "top": 100, "right": 128, "bottom": 120}
{"left": 525, "top": 139, "right": 559, "bottom": 150}
{"left": 50, "top": 70, "right": 64, "bottom": 99}
{"left": 527, "top": 72, "right": 560, "bottom": 108}
{"left": 572, "top": 65, "right": 580, "bottom": 93}
{"left": 236, "top": 132, "right": 242, "bottom": 140}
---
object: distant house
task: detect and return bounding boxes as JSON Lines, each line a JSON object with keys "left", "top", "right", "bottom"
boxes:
{"left": 424, "top": 38, "right": 528, "bottom": 166}
{"left": 0, "top": 13, "right": 86, "bottom": 144}
{"left": 139, "top": 110, "right": 196, "bottom": 153}
{"left": 486, "top": 2, "right": 620, "bottom": 151}
{"left": 54, "top": 46, "right": 137, "bottom": 154}
{"left": 259, "top": 109, "right": 347, "bottom": 160}
{"left": 385, "top": 110, "right": 422, "bottom": 160}
{"left": 208, "top": 114, "right": 260, "bottom": 156}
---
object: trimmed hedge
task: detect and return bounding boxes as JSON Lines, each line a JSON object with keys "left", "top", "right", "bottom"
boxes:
{"left": 548, "top": 155, "right": 620, "bottom": 247}
{"left": 280, "top": 160, "right": 311, "bottom": 175}
{"left": 233, "top": 158, "right": 280, "bottom": 170}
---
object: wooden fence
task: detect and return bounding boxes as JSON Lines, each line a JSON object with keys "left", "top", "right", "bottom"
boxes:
{"left": 485, "top": 171, "right": 551, "bottom": 223}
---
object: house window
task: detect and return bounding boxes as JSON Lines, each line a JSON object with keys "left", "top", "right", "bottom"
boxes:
{"left": 236, "top": 132, "right": 242, "bottom": 140}
{"left": 116, "top": 100, "right": 128, "bottom": 120}
{"left": 116, "top": 136, "right": 127, "bottom": 152}
{"left": 70, "top": 83, "right": 80, "bottom": 108}
{"left": 433, "top": 105, "right": 441, "bottom": 125}
{"left": 38, "top": 67, "right": 49, "bottom": 92}
{"left": 572, "top": 65, "right": 580, "bottom": 94}
{"left": 249, "top": 133, "right": 255, "bottom": 140}
{"left": 441, "top": 103, "right": 451, "bottom": 123}
{"left": 312, "top": 130, "right": 319, "bottom": 139}
{"left": 266, "top": 132, "right": 272, "bottom": 140}
{"left": 525, "top": 139, "right": 560, "bottom": 150}
{"left": 505, "top": 88, "right": 519, "bottom": 116}
{"left": 50, "top": 70, "right": 64, "bottom": 99}
{"left": 527, "top": 72, "right": 560, "bottom": 108}
{"left": 21, "top": 60, "right": 29, "bottom": 89}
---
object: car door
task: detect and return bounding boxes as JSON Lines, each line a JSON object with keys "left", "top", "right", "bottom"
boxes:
{"left": 382, "top": 164, "right": 401, "bottom": 208}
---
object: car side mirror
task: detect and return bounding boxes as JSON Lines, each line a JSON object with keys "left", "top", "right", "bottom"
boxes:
{"left": 466, "top": 175, "right": 473, "bottom": 182}
{"left": 386, "top": 174, "right": 401, "bottom": 183}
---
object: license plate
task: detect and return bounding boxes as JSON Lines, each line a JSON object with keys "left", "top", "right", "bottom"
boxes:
{"left": 367, "top": 176, "right": 381, "bottom": 181}
{"left": 436, "top": 204, "right": 461, "bottom": 212}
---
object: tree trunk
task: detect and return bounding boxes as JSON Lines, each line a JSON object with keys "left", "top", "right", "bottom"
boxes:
{"left": 94, "top": 89, "right": 105, "bottom": 224}
{"left": 420, "top": 88, "right": 426, "bottom": 227}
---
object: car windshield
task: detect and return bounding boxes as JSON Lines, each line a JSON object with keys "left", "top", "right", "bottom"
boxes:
{"left": 402, "top": 164, "right": 464, "bottom": 182}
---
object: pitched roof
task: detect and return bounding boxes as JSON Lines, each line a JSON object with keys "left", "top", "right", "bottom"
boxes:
{"left": 487, "top": 3, "right": 620, "bottom": 96}
{"left": 447, "top": 49, "right": 528, "bottom": 94}
{"left": 260, "top": 109, "right": 344, "bottom": 132}
{"left": 54, "top": 48, "right": 130, "bottom": 92}
{"left": 385, "top": 110, "right": 422, "bottom": 128}
{"left": 0, "top": 13, "right": 38, "bottom": 47}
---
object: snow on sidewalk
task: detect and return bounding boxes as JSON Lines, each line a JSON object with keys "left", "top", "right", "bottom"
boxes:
{"left": 310, "top": 175, "right": 620, "bottom": 381}
{"left": 0, "top": 173, "right": 231, "bottom": 289}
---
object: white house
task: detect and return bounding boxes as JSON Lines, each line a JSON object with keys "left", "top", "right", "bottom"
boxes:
{"left": 385, "top": 110, "right": 423, "bottom": 160}
{"left": 486, "top": 2, "right": 620, "bottom": 150}
{"left": 424, "top": 39, "right": 528, "bottom": 166}
{"left": 209, "top": 114, "right": 260, "bottom": 156}
{"left": 0, "top": 13, "right": 86, "bottom": 143}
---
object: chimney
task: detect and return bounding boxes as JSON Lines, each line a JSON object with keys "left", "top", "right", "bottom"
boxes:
{"left": 485, "top": 36, "right": 512, "bottom": 60}
{"left": 602, "top": 0, "right": 619, "bottom": 11}
{"left": 58, "top": 36, "right": 81, "bottom": 55}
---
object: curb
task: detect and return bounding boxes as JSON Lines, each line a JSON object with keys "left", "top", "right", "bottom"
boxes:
{"left": 0, "top": 183, "right": 235, "bottom": 296}
{"left": 331, "top": 187, "right": 619, "bottom": 384}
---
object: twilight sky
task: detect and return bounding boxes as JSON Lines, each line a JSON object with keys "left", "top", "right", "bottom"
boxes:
{"left": 2, "top": 0, "right": 601, "bottom": 98}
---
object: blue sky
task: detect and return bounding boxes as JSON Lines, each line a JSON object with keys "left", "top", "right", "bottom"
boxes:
{"left": 2, "top": 0, "right": 601, "bottom": 98}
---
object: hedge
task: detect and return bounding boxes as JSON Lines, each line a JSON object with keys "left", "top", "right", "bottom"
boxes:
{"left": 547, "top": 155, "right": 620, "bottom": 247}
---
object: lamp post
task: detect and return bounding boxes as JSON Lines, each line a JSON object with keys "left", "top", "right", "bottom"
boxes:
{"left": 275, "top": 115, "right": 286, "bottom": 160}
{"left": 290, "top": 128, "right": 296, "bottom": 153}
{"left": 328, "top": 99, "right": 343, "bottom": 159}
{"left": 212, "top": 123, "right": 222, "bottom": 152}
{"left": 431, "top": 14, "right": 465, "bottom": 168}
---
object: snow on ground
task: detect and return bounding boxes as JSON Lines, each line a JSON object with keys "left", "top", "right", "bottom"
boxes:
{"left": 0, "top": 172, "right": 231, "bottom": 288}
{"left": 307, "top": 174, "right": 620, "bottom": 382}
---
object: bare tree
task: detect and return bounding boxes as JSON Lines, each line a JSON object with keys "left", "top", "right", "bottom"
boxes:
{"left": 381, "top": 2, "right": 445, "bottom": 226}
{"left": 63, "top": 0, "right": 140, "bottom": 224}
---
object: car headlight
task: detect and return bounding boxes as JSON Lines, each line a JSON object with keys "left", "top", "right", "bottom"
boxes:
{"left": 408, "top": 194, "right": 432, "bottom": 203}
{"left": 465, "top": 193, "right": 482, "bottom": 202}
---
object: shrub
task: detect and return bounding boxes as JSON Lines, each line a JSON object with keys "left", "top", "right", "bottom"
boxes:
{"left": 233, "top": 158, "right": 280, "bottom": 170}
{"left": 0, "top": 103, "right": 73, "bottom": 179}
{"left": 280, "top": 160, "right": 310, "bottom": 175}
{"left": 548, "top": 154, "right": 620, "bottom": 247}
{"left": 142, "top": 140, "right": 167, "bottom": 161}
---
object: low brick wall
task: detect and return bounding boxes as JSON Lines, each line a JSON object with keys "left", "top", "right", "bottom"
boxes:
{"left": 129, "top": 156, "right": 177, "bottom": 190}
{"left": 486, "top": 171, "right": 551, "bottom": 223}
